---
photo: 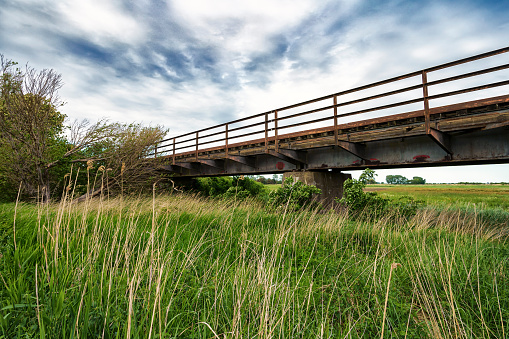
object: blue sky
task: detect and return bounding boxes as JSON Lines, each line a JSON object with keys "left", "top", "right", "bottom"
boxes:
{"left": 1, "top": 0, "right": 508, "bottom": 183}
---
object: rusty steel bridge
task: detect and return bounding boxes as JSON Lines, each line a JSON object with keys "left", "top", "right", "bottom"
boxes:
{"left": 152, "top": 47, "right": 509, "bottom": 178}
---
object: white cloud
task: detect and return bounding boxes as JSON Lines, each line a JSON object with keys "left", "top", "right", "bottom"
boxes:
{"left": 56, "top": 0, "right": 147, "bottom": 46}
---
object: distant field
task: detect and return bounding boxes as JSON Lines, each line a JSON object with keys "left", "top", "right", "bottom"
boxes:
{"left": 265, "top": 183, "right": 281, "bottom": 191}
{"left": 365, "top": 184, "right": 509, "bottom": 210}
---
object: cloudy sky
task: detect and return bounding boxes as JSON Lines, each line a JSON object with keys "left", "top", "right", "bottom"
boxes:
{"left": 1, "top": 0, "right": 508, "bottom": 183}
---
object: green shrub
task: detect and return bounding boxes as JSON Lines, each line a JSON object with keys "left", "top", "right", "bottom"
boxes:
{"left": 268, "top": 176, "right": 321, "bottom": 210}
{"left": 389, "top": 195, "right": 425, "bottom": 219}
{"left": 194, "top": 176, "right": 266, "bottom": 200}
{"left": 339, "top": 169, "right": 424, "bottom": 219}
{"left": 194, "top": 176, "right": 234, "bottom": 197}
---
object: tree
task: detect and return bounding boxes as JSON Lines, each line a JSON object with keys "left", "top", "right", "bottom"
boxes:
{"left": 77, "top": 123, "right": 168, "bottom": 198}
{"left": 359, "top": 168, "right": 377, "bottom": 184}
{"left": 409, "top": 176, "right": 426, "bottom": 185}
{"left": 0, "top": 55, "right": 66, "bottom": 201}
{"left": 386, "top": 175, "right": 408, "bottom": 185}
{"left": 339, "top": 169, "right": 387, "bottom": 214}
{"left": 0, "top": 55, "right": 168, "bottom": 202}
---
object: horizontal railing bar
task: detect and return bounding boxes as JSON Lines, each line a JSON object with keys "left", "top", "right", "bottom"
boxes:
{"left": 278, "top": 116, "right": 334, "bottom": 131}
{"left": 428, "top": 80, "right": 509, "bottom": 100}
{"left": 159, "top": 46, "right": 509, "bottom": 144}
{"left": 276, "top": 61, "right": 509, "bottom": 125}
{"left": 277, "top": 105, "right": 334, "bottom": 122}
{"left": 227, "top": 129, "right": 266, "bottom": 141}
{"left": 424, "top": 46, "right": 509, "bottom": 73}
{"left": 198, "top": 129, "right": 225, "bottom": 140}
{"left": 228, "top": 120, "right": 266, "bottom": 133}
{"left": 174, "top": 144, "right": 197, "bottom": 152}
{"left": 172, "top": 136, "right": 196, "bottom": 145}
{"left": 154, "top": 142, "right": 172, "bottom": 150}
{"left": 197, "top": 138, "right": 227, "bottom": 147}
{"left": 158, "top": 112, "right": 268, "bottom": 143}
{"left": 427, "top": 63, "right": 509, "bottom": 87}
{"left": 277, "top": 83, "right": 425, "bottom": 123}
{"left": 275, "top": 72, "right": 423, "bottom": 113}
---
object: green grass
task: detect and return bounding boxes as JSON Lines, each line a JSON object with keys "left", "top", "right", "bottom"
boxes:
{"left": 0, "top": 193, "right": 508, "bottom": 338}
{"left": 366, "top": 184, "right": 509, "bottom": 210}
{"left": 265, "top": 184, "right": 281, "bottom": 191}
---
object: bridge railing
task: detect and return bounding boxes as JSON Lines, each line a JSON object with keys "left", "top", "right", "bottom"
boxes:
{"left": 150, "top": 47, "right": 509, "bottom": 163}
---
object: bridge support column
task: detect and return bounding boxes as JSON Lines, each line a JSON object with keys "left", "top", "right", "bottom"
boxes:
{"left": 283, "top": 171, "right": 351, "bottom": 206}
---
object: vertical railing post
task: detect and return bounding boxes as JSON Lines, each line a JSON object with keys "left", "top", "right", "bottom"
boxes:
{"left": 264, "top": 112, "right": 269, "bottom": 152}
{"left": 333, "top": 95, "right": 338, "bottom": 146}
{"left": 225, "top": 124, "right": 229, "bottom": 157}
{"left": 154, "top": 143, "right": 158, "bottom": 158}
{"left": 422, "top": 71, "right": 431, "bottom": 134}
{"left": 172, "top": 138, "right": 176, "bottom": 165}
{"left": 195, "top": 132, "right": 199, "bottom": 161}
{"left": 274, "top": 110, "right": 279, "bottom": 153}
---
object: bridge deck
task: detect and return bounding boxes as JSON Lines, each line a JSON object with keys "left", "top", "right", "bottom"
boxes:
{"left": 170, "top": 95, "right": 509, "bottom": 162}
{"left": 154, "top": 47, "right": 509, "bottom": 176}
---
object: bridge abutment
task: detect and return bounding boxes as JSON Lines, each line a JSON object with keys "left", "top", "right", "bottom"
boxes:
{"left": 283, "top": 171, "right": 351, "bottom": 206}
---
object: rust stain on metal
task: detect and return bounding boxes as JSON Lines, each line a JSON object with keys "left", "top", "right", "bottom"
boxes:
{"left": 276, "top": 162, "right": 285, "bottom": 170}
{"left": 413, "top": 155, "right": 430, "bottom": 162}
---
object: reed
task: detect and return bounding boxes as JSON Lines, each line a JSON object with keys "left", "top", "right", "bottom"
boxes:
{"left": 0, "top": 190, "right": 507, "bottom": 338}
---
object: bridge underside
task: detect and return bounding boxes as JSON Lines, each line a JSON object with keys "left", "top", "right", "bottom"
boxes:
{"left": 163, "top": 95, "right": 509, "bottom": 177}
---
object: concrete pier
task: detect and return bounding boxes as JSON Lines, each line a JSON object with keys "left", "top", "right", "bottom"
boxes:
{"left": 282, "top": 171, "right": 352, "bottom": 206}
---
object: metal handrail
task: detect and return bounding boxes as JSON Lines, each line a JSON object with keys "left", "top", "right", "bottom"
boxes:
{"left": 149, "top": 47, "right": 509, "bottom": 162}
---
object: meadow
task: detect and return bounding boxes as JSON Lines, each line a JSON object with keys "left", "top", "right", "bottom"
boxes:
{"left": 365, "top": 184, "right": 509, "bottom": 210}
{"left": 0, "top": 188, "right": 508, "bottom": 338}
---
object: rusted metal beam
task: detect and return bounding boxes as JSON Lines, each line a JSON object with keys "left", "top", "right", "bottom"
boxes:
{"left": 226, "top": 155, "right": 256, "bottom": 168}
{"left": 336, "top": 140, "right": 367, "bottom": 160}
{"left": 274, "top": 110, "right": 279, "bottom": 153}
{"left": 422, "top": 71, "right": 431, "bottom": 134}
{"left": 195, "top": 159, "right": 225, "bottom": 169}
{"left": 428, "top": 128, "right": 452, "bottom": 155}
{"left": 267, "top": 150, "right": 306, "bottom": 166}
{"left": 195, "top": 132, "right": 199, "bottom": 161}
{"left": 173, "top": 162, "right": 200, "bottom": 172}
{"left": 172, "top": 138, "right": 176, "bottom": 165}
{"left": 225, "top": 124, "right": 229, "bottom": 156}
{"left": 334, "top": 95, "right": 338, "bottom": 146}
{"left": 265, "top": 112, "right": 269, "bottom": 153}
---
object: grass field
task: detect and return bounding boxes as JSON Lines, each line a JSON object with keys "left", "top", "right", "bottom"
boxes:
{"left": 365, "top": 184, "right": 509, "bottom": 210}
{"left": 1, "top": 191, "right": 508, "bottom": 338}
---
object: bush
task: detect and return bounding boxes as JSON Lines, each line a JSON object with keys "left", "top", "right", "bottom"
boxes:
{"left": 194, "top": 176, "right": 266, "bottom": 200}
{"left": 340, "top": 169, "right": 424, "bottom": 219}
{"left": 268, "top": 177, "right": 321, "bottom": 210}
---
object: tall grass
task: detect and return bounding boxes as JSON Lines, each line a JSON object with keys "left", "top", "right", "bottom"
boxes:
{"left": 0, "top": 191, "right": 507, "bottom": 338}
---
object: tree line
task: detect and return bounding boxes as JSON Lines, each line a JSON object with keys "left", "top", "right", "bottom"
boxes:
{"left": 385, "top": 175, "right": 426, "bottom": 185}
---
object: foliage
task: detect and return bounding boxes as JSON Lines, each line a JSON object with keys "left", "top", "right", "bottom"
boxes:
{"left": 0, "top": 55, "right": 67, "bottom": 201}
{"left": 409, "top": 176, "right": 426, "bottom": 184}
{"left": 80, "top": 123, "right": 168, "bottom": 197}
{"left": 0, "top": 55, "right": 168, "bottom": 202}
{"left": 341, "top": 169, "right": 424, "bottom": 219}
{"left": 0, "top": 194, "right": 507, "bottom": 337}
{"left": 268, "top": 176, "right": 321, "bottom": 210}
{"left": 359, "top": 168, "right": 377, "bottom": 184}
{"left": 248, "top": 174, "right": 283, "bottom": 185}
{"left": 388, "top": 195, "right": 426, "bottom": 219}
{"left": 194, "top": 176, "right": 267, "bottom": 200}
{"left": 340, "top": 173, "right": 388, "bottom": 215}
{"left": 385, "top": 175, "right": 426, "bottom": 185}
{"left": 386, "top": 174, "right": 409, "bottom": 185}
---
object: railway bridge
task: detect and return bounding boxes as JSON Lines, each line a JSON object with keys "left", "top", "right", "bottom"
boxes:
{"left": 152, "top": 47, "right": 509, "bottom": 204}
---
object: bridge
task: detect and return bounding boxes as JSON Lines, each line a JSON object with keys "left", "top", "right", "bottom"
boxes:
{"left": 153, "top": 47, "right": 509, "bottom": 203}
